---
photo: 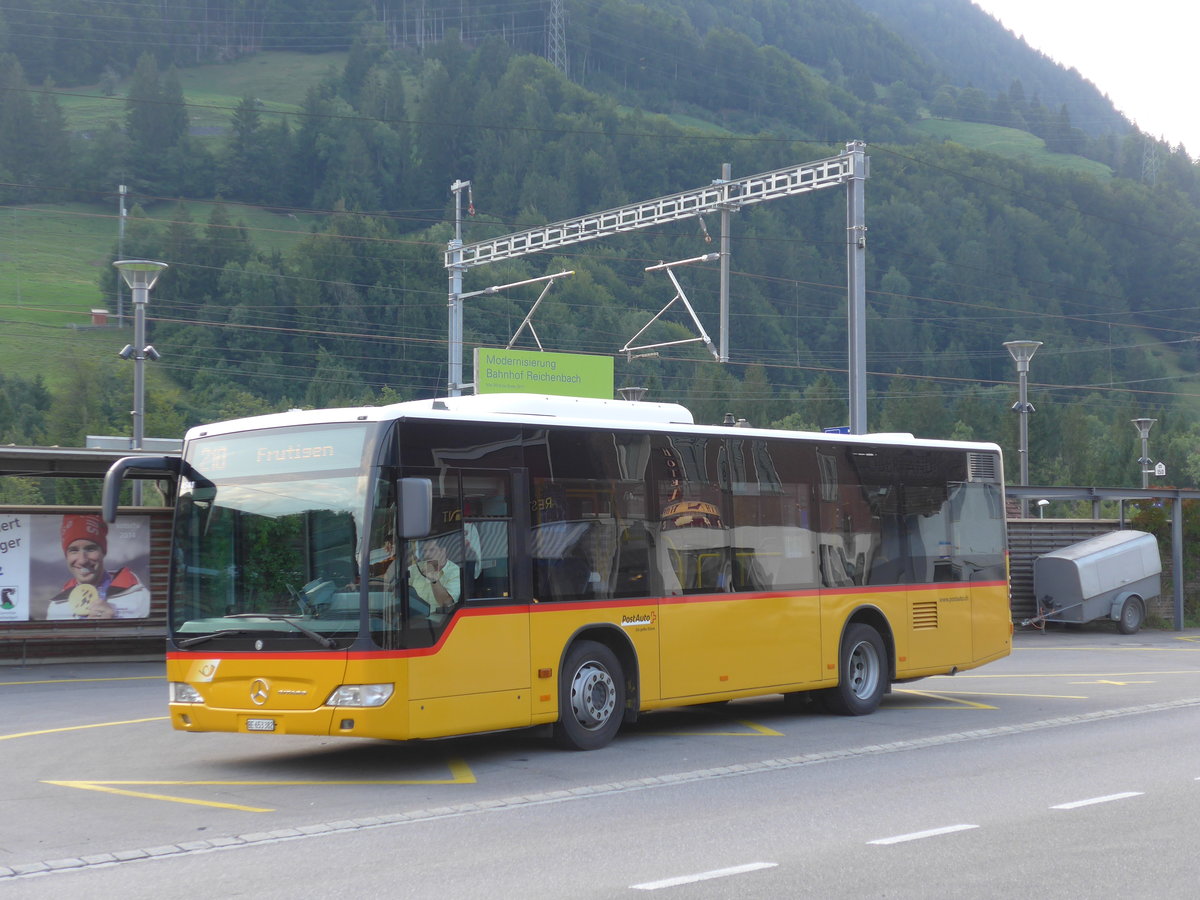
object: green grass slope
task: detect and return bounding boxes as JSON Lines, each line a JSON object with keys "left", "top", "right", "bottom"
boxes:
{"left": 55, "top": 51, "right": 347, "bottom": 137}
{"left": 1, "top": 53, "right": 345, "bottom": 396}
{"left": 915, "top": 118, "right": 1113, "bottom": 179}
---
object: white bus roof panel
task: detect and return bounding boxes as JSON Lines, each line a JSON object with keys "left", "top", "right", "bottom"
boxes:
{"left": 186, "top": 393, "right": 1001, "bottom": 456}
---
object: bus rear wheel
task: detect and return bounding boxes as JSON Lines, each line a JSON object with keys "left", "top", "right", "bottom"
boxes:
{"left": 822, "top": 623, "right": 888, "bottom": 716}
{"left": 553, "top": 641, "right": 624, "bottom": 750}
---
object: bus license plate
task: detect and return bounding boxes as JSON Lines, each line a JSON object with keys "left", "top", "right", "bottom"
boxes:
{"left": 246, "top": 718, "right": 276, "bottom": 732}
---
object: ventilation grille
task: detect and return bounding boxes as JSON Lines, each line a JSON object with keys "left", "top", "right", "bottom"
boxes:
{"left": 967, "top": 452, "right": 999, "bottom": 483}
{"left": 912, "top": 599, "right": 939, "bottom": 630}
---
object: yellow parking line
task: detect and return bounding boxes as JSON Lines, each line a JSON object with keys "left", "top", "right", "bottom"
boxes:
{"left": 0, "top": 675, "right": 162, "bottom": 687}
{"left": 45, "top": 780, "right": 274, "bottom": 813}
{"left": 0, "top": 717, "right": 168, "bottom": 741}
{"left": 1015, "top": 645, "right": 1200, "bottom": 653}
{"left": 937, "top": 670, "right": 1200, "bottom": 678}
{"left": 891, "top": 689, "right": 996, "bottom": 709}
{"left": 908, "top": 690, "right": 1087, "bottom": 700}
{"left": 645, "top": 719, "right": 783, "bottom": 737}
{"left": 44, "top": 759, "right": 477, "bottom": 812}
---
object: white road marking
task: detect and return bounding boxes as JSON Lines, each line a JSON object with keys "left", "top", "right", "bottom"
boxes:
{"left": 631, "top": 862, "right": 777, "bottom": 890}
{"left": 9, "top": 698, "right": 1199, "bottom": 882}
{"left": 1051, "top": 792, "right": 1143, "bottom": 810}
{"left": 869, "top": 824, "right": 979, "bottom": 845}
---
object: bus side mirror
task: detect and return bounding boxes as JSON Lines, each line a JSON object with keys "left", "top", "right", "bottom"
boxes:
{"left": 102, "top": 455, "right": 182, "bottom": 522}
{"left": 398, "top": 478, "right": 432, "bottom": 539}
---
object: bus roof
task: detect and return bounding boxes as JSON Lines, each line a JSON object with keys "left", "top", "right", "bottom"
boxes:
{"left": 186, "top": 393, "right": 1000, "bottom": 454}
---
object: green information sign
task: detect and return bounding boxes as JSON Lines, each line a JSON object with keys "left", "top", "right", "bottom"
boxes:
{"left": 473, "top": 348, "right": 614, "bottom": 399}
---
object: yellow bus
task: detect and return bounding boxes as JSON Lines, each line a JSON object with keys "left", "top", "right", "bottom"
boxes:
{"left": 103, "top": 393, "right": 1011, "bottom": 750}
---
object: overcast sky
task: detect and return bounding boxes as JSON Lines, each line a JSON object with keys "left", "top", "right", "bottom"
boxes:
{"left": 971, "top": 0, "right": 1197, "bottom": 153}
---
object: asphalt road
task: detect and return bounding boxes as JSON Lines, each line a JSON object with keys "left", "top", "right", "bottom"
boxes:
{"left": 4, "top": 625, "right": 1200, "bottom": 897}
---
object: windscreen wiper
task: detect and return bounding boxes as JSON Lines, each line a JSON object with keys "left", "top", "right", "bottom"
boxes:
{"left": 225, "top": 613, "right": 338, "bottom": 648}
{"left": 176, "top": 629, "right": 251, "bottom": 648}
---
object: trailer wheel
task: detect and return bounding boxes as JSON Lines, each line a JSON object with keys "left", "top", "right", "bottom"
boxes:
{"left": 822, "top": 623, "right": 888, "bottom": 716}
{"left": 1117, "top": 596, "right": 1144, "bottom": 635}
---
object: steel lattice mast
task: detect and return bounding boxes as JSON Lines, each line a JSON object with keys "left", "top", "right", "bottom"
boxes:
{"left": 446, "top": 143, "right": 868, "bottom": 432}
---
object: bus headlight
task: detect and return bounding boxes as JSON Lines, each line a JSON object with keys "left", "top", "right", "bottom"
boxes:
{"left": 326, "top": 684, "right": 394, "bottom": 707}
{"left": 169, "top": 682, "right": 204, "bottom": 704}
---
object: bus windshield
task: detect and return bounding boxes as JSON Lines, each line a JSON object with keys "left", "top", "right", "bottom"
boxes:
{"left": 170, "top": 424, "right": 374, "bottom": 648}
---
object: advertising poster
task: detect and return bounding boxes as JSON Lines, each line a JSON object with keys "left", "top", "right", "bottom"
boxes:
{"left": 0, "top": 513, "right": 152, "bottom": 622}
{"left": 473, "top": 347, "right": 615, "bottom": 399}
{"left": 0, "top": 513, "right": 30, "bottom": 621}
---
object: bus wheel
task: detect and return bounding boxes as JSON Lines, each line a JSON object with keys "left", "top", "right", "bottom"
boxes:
{"left": 553, "top": 641, "right": 624, "bottom": 750}
{"left": 1117, "top": 596, "right": 1144, "bottom": 635}
{"left": 822, "top": 623, "right": 888, "bottom": 716}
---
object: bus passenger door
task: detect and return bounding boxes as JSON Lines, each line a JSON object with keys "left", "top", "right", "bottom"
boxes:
{"left": 405, "top": 469, "right": 531, "bottom": 736}
{"left": 657, "top": 437, "right": 823, "bottom": 698}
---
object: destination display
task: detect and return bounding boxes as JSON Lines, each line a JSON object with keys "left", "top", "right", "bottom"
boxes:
{"left": 187, "top": 424, "right": 370, "bottom": 479}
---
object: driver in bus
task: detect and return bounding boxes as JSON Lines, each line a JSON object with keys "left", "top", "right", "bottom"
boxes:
{"left": 408, "top": 540, "right": 460, "bottom": 615}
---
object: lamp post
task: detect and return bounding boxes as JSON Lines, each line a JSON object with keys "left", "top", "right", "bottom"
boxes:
{"left": 114, "top": 259, "right": 167, "bottom": 505}
{"left": 1004, "top": 340, "right": 1041, "bottom": 517}
{"left": 1131, "top": 418, "right": 1157, "bottom": 489}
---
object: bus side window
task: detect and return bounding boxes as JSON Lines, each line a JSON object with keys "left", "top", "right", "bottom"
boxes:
{"left": 612, "top": 523, "right": 651, "bottom": 598}
{"left": 467, "top": 519, "right": 510, "bottom": 598}
{"left": 463, "top": 478, "right": 511, "bottom": 600}
{"left": 725, "top": 439, "right": 821, "bottom": 593}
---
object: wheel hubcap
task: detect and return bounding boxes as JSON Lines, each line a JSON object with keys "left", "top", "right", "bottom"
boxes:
{"left": 847, "top": 640, "right": 880, "bottom": 699}
{"left": 569, "top": 661, "right": 616, "bottom": 731}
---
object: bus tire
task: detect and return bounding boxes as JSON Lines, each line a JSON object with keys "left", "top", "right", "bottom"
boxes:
{"left": 1117, "top": 596, "right": 1144, "bottom": 635}
{"left": 822, "top": 623, "right": 888, "bottom": 716}
{"left": 553, "top": 640, "right": 624, "bottom": 750}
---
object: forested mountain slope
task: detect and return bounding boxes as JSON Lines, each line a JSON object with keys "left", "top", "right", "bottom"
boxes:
{"left": 1, "top": 0, "right": 1199, "bottom": 499}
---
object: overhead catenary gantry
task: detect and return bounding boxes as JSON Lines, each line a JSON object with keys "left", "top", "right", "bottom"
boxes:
{"left": 446, "top": 141, "right": 869, "bottom": 432}
{"left": 621, "top": 254, "right": 721, "bottom": 361}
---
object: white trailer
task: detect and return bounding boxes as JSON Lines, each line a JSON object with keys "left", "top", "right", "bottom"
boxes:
{"left": 1030, "top": 530, "right": 1161, "bottom": 634}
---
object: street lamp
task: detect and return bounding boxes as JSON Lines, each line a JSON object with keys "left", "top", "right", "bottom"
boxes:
{"left": 1131, "top": 418, "right": 1157, "bottom": 489}
{"left": 1004, "top": 340, "right": 1041, "bottom": 517}
{"left": 113, "top": 259, "right": 167, "bottom": 505}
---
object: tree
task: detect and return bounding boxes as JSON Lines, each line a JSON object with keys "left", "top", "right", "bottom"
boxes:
{"left": 411, "top": 59, "right": 468, "bottom": 209}
{"left": 31, "top": 79, "right": 73, "bottom": 190}
{"left": 220, "top": 96, "right": 273, "bottom": 202}
{"left": 124, "top": 53, "right": 168, "bottom": 191}
{"left": 0, "top": 54, "right": 36, "bottom": 198}
{"left": 956, "top": 86, "right": 989, "bottom": 123}
{"left": 0, "top": 374, "right": 52, "bottom": 443}
{"left": 44, "top": 363, "right": 128, "bottom": 447}
{"left": 285, "top": 83, "right": 335, "bottom": 207}
{"left": 803, "top": 374, "right": 843, "bottom": 432}
{"left": 0, "top": 477, "right": 42, "bottom": 504}
{"left": 886, "top": 80, "right": 920, "bottom": 122}
{"left": 930, "top": 84, "right": 957, "bottom": 118}
{"left": 78, "top": 121, "right": 132, "bottom": 190}
{"left": 304, "top": 347, "right": 372, "bottom": 408}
